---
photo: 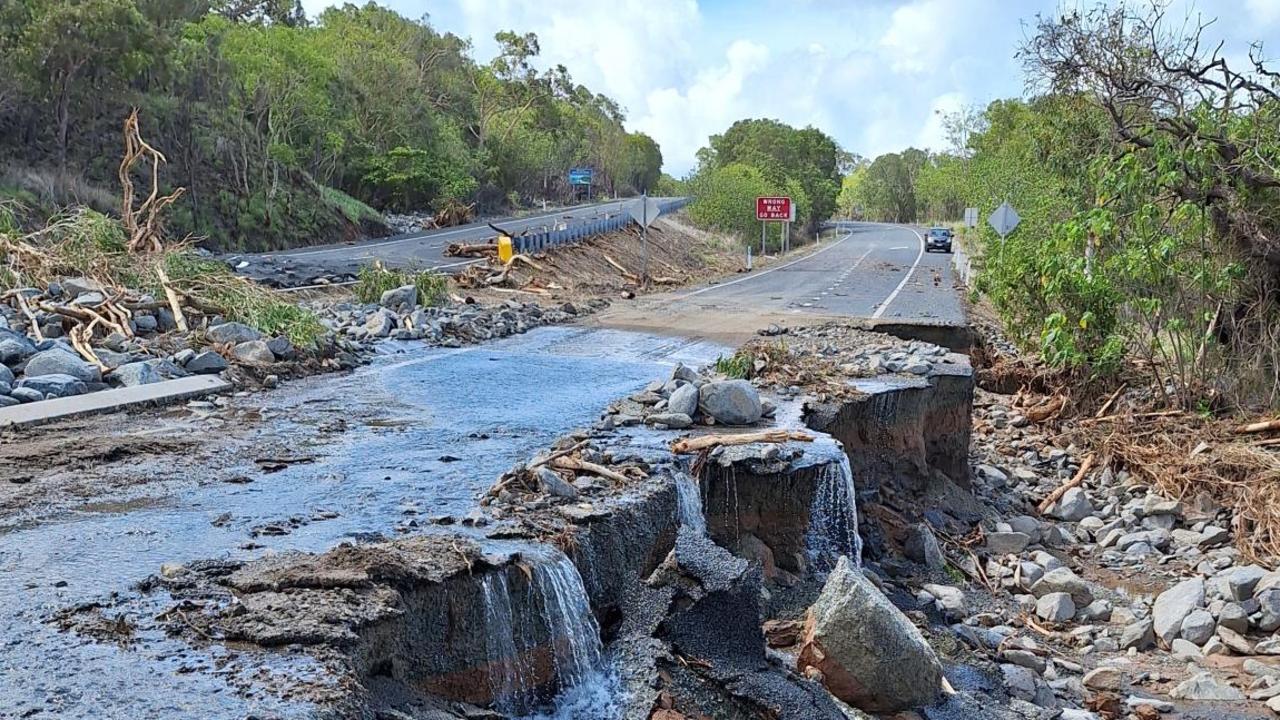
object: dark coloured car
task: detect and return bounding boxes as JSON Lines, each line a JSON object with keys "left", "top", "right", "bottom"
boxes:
{"left": 925, "top": 227, "right": 953, "bottom": 253}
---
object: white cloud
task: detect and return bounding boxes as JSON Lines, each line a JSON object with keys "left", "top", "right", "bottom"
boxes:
{"left": 299, "top": 0, "right": 1280, "bottom": 175}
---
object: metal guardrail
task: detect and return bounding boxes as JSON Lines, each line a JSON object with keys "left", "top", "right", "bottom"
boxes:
{"left": 513, "top": 197, "right": 689, "bottom": 253}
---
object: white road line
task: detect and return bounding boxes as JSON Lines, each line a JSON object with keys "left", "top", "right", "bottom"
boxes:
{"left": 675, "top": 230, "right": 856, "bottom": 299}
{"left": 871, "top": 226, "right": 925, "bottom": 319}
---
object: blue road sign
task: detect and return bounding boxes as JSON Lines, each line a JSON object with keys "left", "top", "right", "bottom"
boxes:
{"left": 568, "top": 167, "right": 593, "bottom": 186}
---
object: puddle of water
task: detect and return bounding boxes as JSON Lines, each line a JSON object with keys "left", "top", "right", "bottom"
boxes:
{"left": 0, "top": 326, "right": 727, "bottom": 719}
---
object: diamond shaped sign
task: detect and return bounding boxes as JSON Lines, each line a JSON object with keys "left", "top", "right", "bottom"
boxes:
{"left": 627, "top": 197, "right": 663, "bottom": 228}
{"left": 988, "top": 202, "right": 1020, "bottom": 238}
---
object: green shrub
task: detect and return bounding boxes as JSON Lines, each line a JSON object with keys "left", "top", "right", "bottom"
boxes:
{"left": 354, "top": 263, "right": 448, "bottom": 307}
{"left": 713, "top": 350, "right": 753, "bottom": 379}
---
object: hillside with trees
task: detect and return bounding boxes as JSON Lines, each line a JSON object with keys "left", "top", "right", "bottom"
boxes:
{"left": 0, "top": 0, "right": 663, "bottom": 252}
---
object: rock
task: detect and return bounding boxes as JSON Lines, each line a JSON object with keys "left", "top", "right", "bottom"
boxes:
{"left": 998, "top": 649, "right": 1046, "bottom": 674}
{"left": 1126, "top": 696, "right": 1174, "bottom": 713}
{"left": 667, "top": 382, "right": 699, "bottom": 417}
{"left": 0, "top": 329, "right": 36, "bottom": 365}
{"left": 133, "top": 314, "right": 158, "bottom": 333}
{"left": 0, "top": 395, "right": 17, "bottom": 408}
{"left": 110, "top": 361, "right": 162, "bottom": 387}
{"left": 1170, "top": 638, "right": 1203, "bottom": 659}
{"left": 1170, "top": 672, "right": 1245, "bottom": 701}
{"left": 1000, "top": 663, "right": 1048, "bottom": 705}
{"left": 904, "top": 523, "right": 946, "bottom": 570}
{"left": 1179, "top": 609, "right": 1217, "bottom": 645}
{"left": 380, "top": 284, "right": 417, "bottom": 312}
{"left": 646, "top": 412, "right": 693, "bottom": 429}
{"left": 0, "top": 364, "right": 13, "bottom": 385}
{"left": 1219, "top": 602, "right": 1251, "bottom": 633}
{"left": 1258, "top": 589, "right": 1280, "bottom": 632}
{"left": 697, "top": 380, "right": 762, "bottom": 425}
{"left": 230, "top": 340, "right": 275, "bottom": 365}
{"left": 534, "top": 467, "right": 578, "bottom": 500}
{"left": 266, "top": 336, "right": 295, "bottom": 361}
{"left": 922, "top": 583, "right": 967, "bottom": 619}
{"left": 1036, "top": 592, "right": 1076, "bottom": 623}
{"left": 364, "top": 310, "right": 396, "bottom": 338}
{"left": 62, "top": 277, "right": 103, "bottom": 297}
{"left": 1083, "top": 666, "right": 1126, "bottom": 691}
{"left": 797, "top": 556, "right": 943, "bottom": 712}
{"left": 1153, "top": 577, "right": 1205, "bottom": 645}
{"left": 185, "top": 351, "right": 228, "bottom": 375}
{"left": 23, "top": 348, "right": 101, "bottom": 383}
{"left": 1218, "top": 625, "right": 1256, "bottom": 654}
{"left": 1220, "top": 565, "right": 1267, "bottom": 601}
{"left": 1119, "top": 619, "right": 1155, "bottom": 651}
{"left": 206, "top": 322, "right": 262, "bottom": 345}
{"left": 16, "top": 374, "right": 87, "bottom": 398}
{"left": 9, "top": 387, "right": 43, "bottom": 402}
{"left": 987, "top": 531, "right": 1032, "bottom": 554}
{"left": 1032, "top": 567, "right": 1094, "bottom": 607}
{"left": 671, "top": 362, "right": 699, "bottom": 384}
{"left": 1045, "top": 486, "right": 1094, "bottom": 522}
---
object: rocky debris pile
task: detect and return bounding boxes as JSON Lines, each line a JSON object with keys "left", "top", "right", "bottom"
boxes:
{"left": 0, "top": 275, "right": 604, "bottom": 409}
{"left": 913, "top": 386, "right": 1280, "bottom": 717}
{"left": 599, "top": 361, "right": 777, "bottom": 430}
{"left": 383, "top": 211, "right": 437, "bottom": 234}
{"left": 741, "top": 323, "right": 965, "bottom": 402}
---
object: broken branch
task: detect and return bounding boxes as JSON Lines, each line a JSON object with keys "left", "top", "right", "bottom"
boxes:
{"left": 1037, "top": 453, "right": 1096, "bottom": 514}
{"left": 670, "top": 430, "right": 815, "bottom": 454}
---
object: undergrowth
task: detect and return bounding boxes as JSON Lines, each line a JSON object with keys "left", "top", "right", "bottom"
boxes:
{"left": 0, "top": 207, "right": 326, "bottom": 346}
{"left": 354, "top": 263, "right": 448, "bottom": 306}
{"left": 714, "top": 350, "right": 754, "bottom": 379}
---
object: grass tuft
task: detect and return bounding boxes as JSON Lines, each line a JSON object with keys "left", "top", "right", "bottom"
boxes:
{"left": 714, "top": 350, "right": 754, "bottom": 379}
{"left": 354, "top": 263, "right": 448, "bottom": 307}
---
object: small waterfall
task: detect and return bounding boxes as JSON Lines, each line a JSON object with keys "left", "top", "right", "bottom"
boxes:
{"left": 674, "top": 471, "right": 706, "bottom": 536}
{"left": 806, "top": 444, "right": 863, "bottom": 570}
{"left": 481, "top": 547, "right": 617, "bottom": 718}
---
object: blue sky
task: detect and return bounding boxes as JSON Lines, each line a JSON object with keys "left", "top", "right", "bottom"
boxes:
{"left": 300, "top": 0, "right": 1280, "bottom": 175}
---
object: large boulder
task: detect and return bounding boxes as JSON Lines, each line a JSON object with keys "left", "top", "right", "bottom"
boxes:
{"left": 17, "top": 374, "right": 88, "bottom": 398}
{"left": 206, "top": 322, "right": 263, "bottom": 345}
{"left": 185, "top": 350, "right": 228, "bottom": 375}
{"left": 380, "top": 284, "right": 417, "bottom": 313}
{"left": 23, "top": 348, "right": 101, "bottom": 383}
{"left": 797, "top": 556, "right": 943, "bottom": 712}
{"left": 698, "top": 380, "right": 762, "bottom": 425}
{"left": 111, "top": 361, "right": 161, "bottom": 387}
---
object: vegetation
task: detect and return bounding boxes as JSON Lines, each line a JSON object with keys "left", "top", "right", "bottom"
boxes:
{"left": 686, "top": 119, "right": 841, "bottom": 247}
{"left": 354, "top": 263, "right": 448, "bottom": 307}
{"left": 0, "top": 206, "right": 326, "bottom": 345}
{"left": 847, "top": 4, "right": 1280, "bottom": 409}
{"left": 0, "top": 1, "right": 663, "bottom": 252}
{"left": 713, "top": 350, "right": 754, "bottom": 380}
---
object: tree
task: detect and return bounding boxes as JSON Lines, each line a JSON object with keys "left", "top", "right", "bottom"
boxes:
{"left": 10, "top": 0, "right": 154, "bottom": 174}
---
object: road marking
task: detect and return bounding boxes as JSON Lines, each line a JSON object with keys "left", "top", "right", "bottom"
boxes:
{"left": 675, "top": 230, "right": 855, "bottom": 299}
{"left": 890, "top": 245, "right": 910, "bottom": 250}
{"left": 871, "top": 226, "right": 925, "bottom": 319}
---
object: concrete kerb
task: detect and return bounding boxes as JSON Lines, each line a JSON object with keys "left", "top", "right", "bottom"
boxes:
{"left": 0, "top": 375, "right": 231, "bottom": 429}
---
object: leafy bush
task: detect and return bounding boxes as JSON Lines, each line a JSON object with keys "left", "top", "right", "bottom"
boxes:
{"left": 713, "top": 350, "right": 754, "bottom": 379}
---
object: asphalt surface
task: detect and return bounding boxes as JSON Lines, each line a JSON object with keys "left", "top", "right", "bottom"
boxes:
{"left": 594, "top": 221, "right": 966, "bottom": 340}
{"left": 228, "top": 198, "right": 670, "bottom": 288}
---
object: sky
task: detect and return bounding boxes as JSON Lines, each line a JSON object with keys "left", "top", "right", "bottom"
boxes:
{"left": 298, "top": 0, "right": 1280, "bottom": 176}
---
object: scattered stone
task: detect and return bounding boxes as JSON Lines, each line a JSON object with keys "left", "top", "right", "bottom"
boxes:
{"left": 987, "top": 531, "right": 1032, "bottom": 554}
{"left": 1032, "top": 567, "right": 1094, "bottom": 607}
{"left": 1119, "top": 619, "right": 1155, "bottom": 651}
{"left": 205, "top": 322, "right": 262, "bottom": 345}
{"left": 1179, "top": 609, "right": 1217, "bottom": 645}
{"left": 1045, "top": 486, "right": 1094, "bottom": 522}
{"left": 23, "top": 348, "right": 101, "bottom": 383}
{"left": 904, "top": 523, "right": 946, "bottom": 570}
{"left": 1217, "top": 625, "right": 1256, "bottom": 655}
{"left": 16, "top": 374, "right": 87, "bottom": 398}
{"left": 667, "top": 383, "right": 699, "bottom": 417}
{"left": 110, "top": 361, "right": 162, "bottom": 387}
{"left": 379, "top": 285, "right": 417, "bottom": 312}
{"left": 230, "top": 340, "right": 275, "bottom": 365}
{"left": 185, "top": 351, "right": 228, "bottom": 375}
{"left": 921, "top": 583, "right": 967, "bottom": 619}
{"left": 534, "top": 467, "right": 578, "bottom": 500}
{"left": 1169, "top": 672, "right": 1245, "bottom": 701}
{"left": 645, "top": 412, "right": 693, "bottom": 429}
{"left": 1036, "top": 592, "right": 1076, "bottom": 623}
{"left": 1153, "top": 577, "right": 1205, "bottom": 645}
{"left": 1083, "top": 666, "right": 1126, "bottom": 691}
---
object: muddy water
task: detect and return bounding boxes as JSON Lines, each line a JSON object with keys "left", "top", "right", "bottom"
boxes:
{"left": 0, "top": 326, "right": 725, "bottom": 720}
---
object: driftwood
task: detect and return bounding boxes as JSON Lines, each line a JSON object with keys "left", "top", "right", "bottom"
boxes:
{"left": 670, "top": 430, "right": 815, "bottom": 454}
{"left": 1236, "top": 418, "right": 1280, "bottom": 434}
{"left": 603, "top": 253, "right": 640, "bottom": 283}
{"left": 1037, "top": 453, "right": 1096, "bottom": 514}
{"left": 119, "top": 109, "right": 185, "bottom": 254}
{"left": 444, "top": 242, "right": 497, "bottom": 258}
{"left": 433, "top": 199, "right": 475, "bottom": 227}
{"left": 154, "top": 264, "right": 188, "bottom": 332}
{"left": 550, "top": 456, "right": 632, "bottom": 484}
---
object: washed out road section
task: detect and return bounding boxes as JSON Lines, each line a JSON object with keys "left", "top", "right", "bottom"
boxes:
{"left": 0, "top": 326, "right": 725, "bottom": 720}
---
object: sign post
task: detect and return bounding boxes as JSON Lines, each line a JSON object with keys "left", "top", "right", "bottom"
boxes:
{"left": 964, "top": 207, "right": 978, "bottom": 229}
{"left": 756, "top": 196, "right": 792, "bottom": 256}
{"left": 626, "top": 194, "right": 663, "bottom": 284}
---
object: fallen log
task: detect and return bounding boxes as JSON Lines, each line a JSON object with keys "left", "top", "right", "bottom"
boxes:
{"left": 1037, "top": 453, "right": 1095, "bottom": 514}
{"left": 1236, "top": 418, "right": 1280, "bottom": 434}
{"left": 670, "top": 430, "right": 815, "bottom": 454}
{"left": 550, "top": 456, "right": 632, "bottom": 484}
{"left": 444, "top": 242, "right": 497, "bottom": 258}
{"left": 603, "top": 253, "right": 640, "bottom": 283}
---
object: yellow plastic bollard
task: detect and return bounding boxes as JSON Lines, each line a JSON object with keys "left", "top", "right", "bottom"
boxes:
{"left": 497, "top": 235, "right": 513, "bottom": 263}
